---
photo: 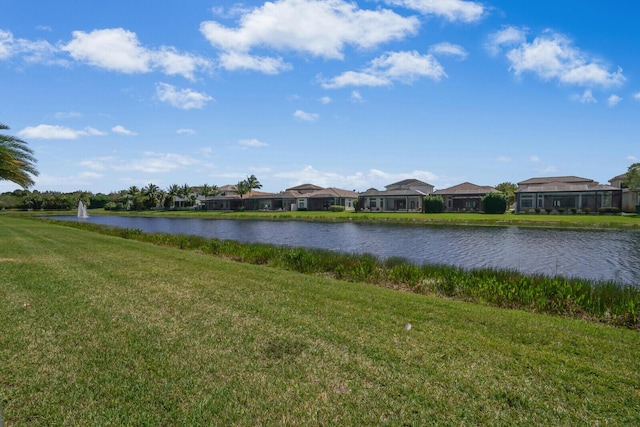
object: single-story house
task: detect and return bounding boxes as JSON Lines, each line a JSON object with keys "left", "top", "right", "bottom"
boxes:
{"left": 203, "top": 185, "right": 275, "bottom": 211}
{"left": 433, "top": 182, "right": 500, "bottom": 212}
{"left": 515, "top": 176, "right": 622, "bottom": 213}
{"left": 609, "top": 173, "right": 640, "bottom": 213}
{"left": 359, "top": 179, "right": 433, "bottom": 212}
{"left": 242, "top": 184, "right": 358, "bottom": 211}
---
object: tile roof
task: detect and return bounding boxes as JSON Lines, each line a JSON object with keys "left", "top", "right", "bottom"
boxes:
{"left": 433, "top": 182, "right": 498, "bottom": 195}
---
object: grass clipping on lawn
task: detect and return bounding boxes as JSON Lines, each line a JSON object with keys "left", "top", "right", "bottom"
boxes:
{"left": 1, "top": 216, "right": 639, "bottom": 426}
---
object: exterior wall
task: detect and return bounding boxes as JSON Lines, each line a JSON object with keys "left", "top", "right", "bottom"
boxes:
{"left": 359, "top": 195, "right": 423, "bottom": 212}
{"left": 516, "top": 191, "right": 622, "bottom": 213}
{"left": 443, "top": 196, "right": 483, "bottom": 212}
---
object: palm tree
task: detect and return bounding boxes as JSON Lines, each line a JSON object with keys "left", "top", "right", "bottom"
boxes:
{"left": 245, "top": 174, "right": 262, "bottom": 192}
{"left": 180, "top": 183, "right": 194, "bottom": 207}
{"left": 234, "top": 180, "right": 250, "bottom": 200}
{"left": 0, "top": 123, "right": 39, "bottom": 188}
{"left": 142, "top": 183, "right": 161, "bottom": 208}
{"left": 166, "top": 184, "right": 181, "bottom": 209}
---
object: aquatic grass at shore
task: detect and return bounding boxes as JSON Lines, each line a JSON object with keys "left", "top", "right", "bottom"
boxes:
{"left": 43, "top": 219, "right": 640, "bottom": 328}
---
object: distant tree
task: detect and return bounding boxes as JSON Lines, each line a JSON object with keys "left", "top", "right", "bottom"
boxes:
{"left": 142, "top": 183, "right": 161, "bottom": 209}
{"left": 234, "top": 180, "right": 250, "bottom": 200}
{"left": 166, "top": 184, "right": 181, "bottom": 208}
{"left": 482, "top": 192, "right": 509, "bottom": 214}
{"left": 625, "top": 163, "right": 640, "bottom": 190}
{"left": 245, "top": 174, "right": 262, "bottom": 192}
{"left": 180, "top": 183, "right": 194, "bottom": 207}
{"left": 0, "top": 123, "right": 39, "bottom": 188}
{"left": 423, "top": 195, "right": 445, "bottom": 213}
{"left": 495, "top": 182, "right": 517, "bottom": 206}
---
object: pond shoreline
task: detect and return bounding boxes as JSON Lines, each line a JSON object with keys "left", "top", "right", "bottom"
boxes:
{"left": 12, "top": 207, "right": 640, "bottom": 231}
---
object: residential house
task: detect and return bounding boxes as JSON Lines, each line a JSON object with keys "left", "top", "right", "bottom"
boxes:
{"left": 433, "top": 182, "right": 500, "bottom": 212}
{"left": 248, "top": 184, "right": 358, "bottom": 211}
{"left": 359, "top": 179, "right": 433, "bottom": 212}
{"left": 203, "top": 185, "right": 274, "bottom": 211}
{"left": 515, "top": 176, "right": 622, "bottom": 213}
{"left": 609, "top": 173, "right": 640, "bottom": 213}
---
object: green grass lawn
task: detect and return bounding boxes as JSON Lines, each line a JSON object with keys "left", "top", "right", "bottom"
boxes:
{"left": 1, "top": 217, "right": 639, "bottom": 425}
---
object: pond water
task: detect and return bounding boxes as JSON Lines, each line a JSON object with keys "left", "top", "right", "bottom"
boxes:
{"left": 53, "top": 216, "right": 640, "bottom": 286}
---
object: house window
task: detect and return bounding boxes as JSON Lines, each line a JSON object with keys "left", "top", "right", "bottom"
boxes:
{"left": 410, "top": 200, "right": 416, "bottom": 209}
{"left": 465, "top": 201, "right": 476, "bottom": 209}
{"left": 537, "top": 195, "right": 544, "bottom": 208}
{"left": 602, "top": 192, "right": 612, "bottom": 208}
{"left": 553, "top": 199, "right": 561, "bottom": 207}
{"left": 380, "top": 198, "right": 384, "bottom": 209}
{"left": 370, "top": 198, "right": 376, "bottom": 208}
{"left": 521, "top": 195, "right": 533, "bottom": 208}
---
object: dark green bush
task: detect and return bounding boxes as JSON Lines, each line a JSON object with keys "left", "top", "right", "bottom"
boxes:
{"left": 482, "top": 192, "right": 508, "bottom": 214}
{"left": 329, "top": 205, "right": 345, "bottom": 212}
{"left": 423, "top": 195, "right": 444, "bottom": 213}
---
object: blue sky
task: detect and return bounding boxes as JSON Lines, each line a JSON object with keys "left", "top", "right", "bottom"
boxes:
{"left": 1, "top": 0, "right": 639, "bottom": 194}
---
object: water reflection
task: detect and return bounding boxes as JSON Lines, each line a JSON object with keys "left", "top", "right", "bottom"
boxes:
{"left": 55, "top": 216, "right": 640, "bottom": 286}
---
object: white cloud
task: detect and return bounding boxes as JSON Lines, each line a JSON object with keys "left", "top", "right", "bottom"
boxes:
{"left": 112, "top": 125, "right": 138, "bottom": 136}
{"left": 54, "top": 111, "right": 82, "bottom": 119}
{"left": 490, "top": 28, "right": 625, "bottom": 88}
{"left": 607, "top": 94, "right": 622, "bottom": 107}
{"left": 486, "top": 26, "right": 527, "bottom": 56}
{"left": 238, "top": 138, "right": 268, "bottom": 148}
{"left": 61, "top": 28, "right": 210, "bottom": 79}
{"left": 200, "top": 0, "right": 419, "bottom": 73}
{"left": 382, "top": 0, "right": 485, "bottom": 22}
{"left": 529, "top": 155, "right": 540, "bottom": 162}
{"left": 634, "top": 92, "right": 640, "bottom": 101}
{"left": 80, "top": 157, "right": 116, "bottom": 171}
{"left": 155, "top": 83, "right": 213, "bottom": 110}
{"left": 573, "top": 89, "right": 597, "bottom": 104}
{"left": 429, "top": 42, "right": 468, "bottom": 60}
{"left": 319, "top": 96, "right": 332, "bottom": 104}
{"left": 322, "top": 50, "right": 446, "bottom": 88}
{"left": 293, "top": 110, "right": 319, "bottom": 122}
{"left": 351, "top": 91, "right": 364, "bottom": 103}
{"left": 627, "top": 155, "right": 638, "bottom": 162}
{"left": 0, "top": 29, "right": 59, "bottom": 64}
{"left": 17, "top": 124, "right": 105, "bottom": 140}
{"left": 218, "top": 51, "right": 291, "bottom": 74}
{"left": 177, "top": 128, "right": 197, "bottom": 135}
{"left": 114, "top": 152, "right": 200, "bottom": 174}
{"left": 496, "top": 156, "right": 511, "bottom": 163}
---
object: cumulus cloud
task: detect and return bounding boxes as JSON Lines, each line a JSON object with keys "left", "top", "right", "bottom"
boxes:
{"left": 607, "top": 94, "right": 622, "bottom": 107}
{"left": 111, "top": 125, "right": 138, "bottom": 136}
{"left": 488, "top": 27, "right": 625, "bottom": 88}
{"left": 351, "top": 91, "right": 364, "bottom": 102}
{"left": 61, "top": 28, "right": 211, "bottom": 79}
{"left": 155, "top": 82, "right": 213, "bottom": 110}
{"left": 54, "top": 111, "right": 82, "bottom": 119}
{"left": 486, "top": 26, "right": 527, "bottom": 56}
{"left": 429, "top": 42, "right": 468, "bottom": 60}
{"left": 238, "top": 138, "right": 268, "bottom": 148}
{"left": 293, "top": 110, "right": 319, "bottom": 121}
{"left": 17, "top": 124, "right": 105, "bottom": 140}
{"left": 200, "top": 0, "right": 419, "bottom": 73}
{"left": 382, "top": 0, "right": 485, "bottom": 22}
{"left": 633, "top": 92, "right": 640, "bottom": 101}
{"left": 319, "top": 96, "right": 332, "bottom": 104}
{"left": 322, "top": 50, "right": 445, "bottom": 88}
{"left": 529, "top": 155, "right": 540, "bottom": 162}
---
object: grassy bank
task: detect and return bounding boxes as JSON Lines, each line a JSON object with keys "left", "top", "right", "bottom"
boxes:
{"left": 2, "top": 216, "right": 640, "bottom": 425}
{"left": 42, "top": 218, "right": 640, "bottom": 328}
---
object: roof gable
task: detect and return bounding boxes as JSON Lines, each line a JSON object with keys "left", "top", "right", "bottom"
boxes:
{"left": 434, "top": 182, "right": 498, "bottom": 195}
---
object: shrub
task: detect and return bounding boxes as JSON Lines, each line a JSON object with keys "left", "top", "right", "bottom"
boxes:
{"left": 545, "top": 208, "right": 552, "bottom": 214}
{"left": 571, "top": 208, "right": 577, "bottom": 214}
{"left": 329, "top": 205, "right": 345, "bottom": 212}
{"left": 482, "top": 192, "right": 508, "bottom": 214}
{"left": 558, "top": 208, "right": 565, "bottom": 214}
{"left": 534, "top": 208, "right": 541, "bottom": 214}
{"left": 353, "top": 199, "right": 361, "bottom": 212}
{"left": 423, "top": 195, "right": 445, "bottom": 213}
{"left": 584, "top": 207, "right": 591, "bottom": 214}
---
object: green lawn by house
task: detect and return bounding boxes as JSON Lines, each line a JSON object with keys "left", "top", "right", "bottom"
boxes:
{"left": 1, "top": 216, "right": 639, "bottom": 425}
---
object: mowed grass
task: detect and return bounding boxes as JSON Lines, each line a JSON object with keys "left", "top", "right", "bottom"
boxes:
{"left": 1, "top": 217, "right": 639, "bottom": 425}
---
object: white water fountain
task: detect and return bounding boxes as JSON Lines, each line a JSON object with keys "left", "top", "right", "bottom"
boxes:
{"left": 77, "top": 200, "right": 89, "bottom": 218}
